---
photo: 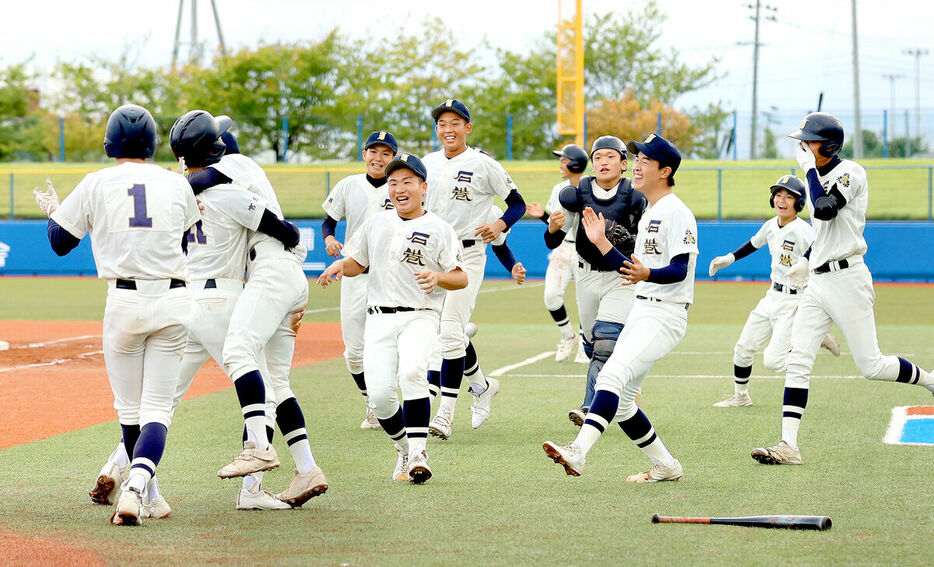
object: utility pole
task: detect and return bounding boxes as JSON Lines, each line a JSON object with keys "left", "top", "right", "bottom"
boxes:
{"left": 850, "top": 0, "right": 862, "bottom": 158}
{"left": 746, "top": 1, "right": 777, "bottom": 159}
{"left": 882, "top": 73, "right": 904, "bottom": 143}
{"left": 903, "top": 48, "right": 929, "bottom": 153}
{"left": 171, "top": 0, "right": 227, "bottom": 70}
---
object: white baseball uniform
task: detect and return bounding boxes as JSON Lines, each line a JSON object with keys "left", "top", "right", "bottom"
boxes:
{"left": 321, "top": 174, "right": 393, "bottom": 375}
{"left": 733, "top": 217, "right": 815, "bottom": 372}
{"left": 543, "top": 181, "right": 577, "bottom": 312}
{"left": 51, "top": 162, "right": 199, "bottom": 428}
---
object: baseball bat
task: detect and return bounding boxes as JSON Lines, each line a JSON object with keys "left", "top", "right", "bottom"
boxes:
{"left": 652, "top": 513, "right": 831, "bottom": 531}
{"left": 817, "top": 92, "right": 824, "bottom": 112}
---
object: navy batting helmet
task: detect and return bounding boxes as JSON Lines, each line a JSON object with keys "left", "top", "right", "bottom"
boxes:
{"left": 170, "top": 110, "right": 233, "bottom": 167}
{"left": 103, "top": 104, "right": 158, "bottom": 159}
{"left": 789, "top": 112, "right": 844, "bottom": 158}
{"left": 770, "top": 174, "right": 807, "bottom": 212}
{"left": 552, "top": 144, "right": 588, "bottom": 173}
{"left": 589, "top": 135, "right": 627, "bottom": 159}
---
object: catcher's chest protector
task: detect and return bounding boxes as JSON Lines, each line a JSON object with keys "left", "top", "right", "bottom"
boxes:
{"left": 574, "top": 176, "right": 646, "bottom": 267}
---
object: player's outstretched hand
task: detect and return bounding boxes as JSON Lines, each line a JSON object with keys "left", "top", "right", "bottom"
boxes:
{"left": 581, "top": 207, "right": 610, "bottom": 247}
{"left": 526, "top": 202, "right": 545, "bottom": 218}
{"left": 620, "top": 255, "right": 650, "bottom": 285}
{"left": 708, "top": 253, "right": 735, "bottom": 277}
{"left": 796, "top": 141, "right": 816, "bottom": 172}
{"left": 324, "top": 236, "right": 344, "bottom": 258}
{"left": 317, "top": 261, "right": 344, "bottom": 287}
{"left": 787, "top": 257, "right": 809, "bottom": 288}
{"left": 475, "top": 219, "right": 507, "bottom": 244}
{"left": 512, "top": 262, "right": 526, "bottom": 284}
{"left": 415, "top": 270, "right": 440, "bottom": 294}
{"left": 33, "top": 178, "right": 60, "bottom": 217}
{"left": 547, "top": 209, "right": 566, "bottom": 233}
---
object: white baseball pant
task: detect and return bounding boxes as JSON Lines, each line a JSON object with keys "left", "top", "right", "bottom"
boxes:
{"left": 543, "top": 240, "right": 576, "bottom": 311}
{"left": 439, "top": 244, "right": 485, "bottom": 359}
{"left": 733, "top": 287, "right": 800, "bottom": 373}
{"left": 339, "top": 271, "right": 368, "bottom": 375}
{"left": 574, "top": 261, "right": 635, "bottom": 342}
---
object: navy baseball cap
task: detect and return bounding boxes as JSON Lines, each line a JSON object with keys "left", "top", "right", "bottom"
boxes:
{"left": 363, "top": 130, "right": 398, "bottom": 154}
{"left": 385, "top": 153, "right": 428, "bottom": 182}
{"left": 431, "top": 99, "right": 471, "bottom": 123}
{"left": 626, "top": 134, "right": 682, "bottom": 182}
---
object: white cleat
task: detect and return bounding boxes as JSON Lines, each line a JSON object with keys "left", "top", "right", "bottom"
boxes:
{"left": 713, "top": 392, "right": 753, "bottom": 407}
{"left": 626, "top": 459, "right": 683, "bottom": 483}
{"left": 237, "top": 484, "right": 292, "bottom": 510}
{"left": 821, "top": 333, "right": 841, "bottom": 357}
{"left": 217, "top": 441, "right": 280, "bottom": 478}
{"left": 555, "top": 334, "right": 577, "bottom": 362}
{"left": 277, "top": 467, "right": 328, "bottom": 508}
{"left": 470, "top": 377, "right": 500, "bottom": 429}
{"left": 408, "top": 450, "right": 432, "bottom": 484}
{"left": 360, "top": 403, "right": 381, "bottom": 430}
{"left": 90, "top": 460, "right": 127, "bottom": 505}
{"left": 751, "top": 440, "right": 802, "bottom": 465}
{"left": 110, "top": 484, "right": 142, "bottom": 526}
{"left": 392, "top": 443, "right": 410, "bottom": 482}
{"left": 574, "top": 339, "right": 590, "bottom": 364}
{"left": 429, "top": 406, "right": 454, "bottom": 440}
{"left": 142, "top": 495, "right": 172, "bottom": 519}
{"left": 542, "top": 441, "right": 585, "bottom": 476}
{"left": 568, "top": 408, "right": 586, "bottom": 427}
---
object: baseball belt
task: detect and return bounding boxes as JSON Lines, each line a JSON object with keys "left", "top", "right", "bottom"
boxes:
{"left": 772, "top": 282, "right": 798, "bottom": 294}
{"left": 636, "top": 295, "right": 689, "bottom": 311}
{"left": 116, "top": 279, "right": 186, "bottom": 290}
{"left": 367, "top": 306, "right": 432, "bottom": 315}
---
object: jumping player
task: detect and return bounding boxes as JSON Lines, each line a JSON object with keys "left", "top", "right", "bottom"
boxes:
{"left": 708, "top": 174, "right": 840, "bottom": 407}
{"left": 525, "top": 144, "right": 589, "bottom": 363}
{"left": 544, "top": 134, "right": 694, "bottom": 483}
{"left": 321, "top": 130, "right": 398, "bottom": 430}
{"left": 317, "top": 153, "right": 466, "bottom": 483}
{"left": 421, "top": 98, "right": 526, "bottom": 440}
{"left": 33, "top": 104, "right": 200, "bottom": 525}
{"left": 751, "top": 113, "right": 934, "bottom": 465}
{"left": 544, "top": 136, "right": 647, "bottom": 427}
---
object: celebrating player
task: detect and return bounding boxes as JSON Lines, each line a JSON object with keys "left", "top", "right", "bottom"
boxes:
{"left": 317, "top": 153, "right": 467, "bottom": 483}
{"left": 544, "top": 134, "right": 694, "bottom": 483}
{"left": 544, "top": 136, "right": 647, "bottom": 426}
{"left": 421, "top": 98, "right": 526, "bottom": 440}
{"left": 33, "top": 104, "right": 200, "bottom": 525}
{"left": 751, "top": 113, "right": 934, "bottom": 465}
{"left": 321, "top": 130, "right": 398, "bottom": 430}
{"left": 708, "top": 174, "right": 840, "bottom": 407}
{"left": 525, "top": 145, "right": 589, "bottom": 363}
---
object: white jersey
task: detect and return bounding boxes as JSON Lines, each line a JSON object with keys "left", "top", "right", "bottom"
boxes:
{"left": 186, "top": 184, "right": 267, "bottom": 280}
{"left": 633, "top": 192, "right": 698, "bottom": 304}
{"left": 806, "top": 159, "right": 869, "bottom": 268}
{"left": 750, "top": 217, "right": 815, "bottom": 287}
{"left": 344, "top": 210, "right": 463, "bottom": 313}
{"left": 52, "top": 162, "right": 199, "bottom": 280}
{"left": 546, "top": 180, "right": 577, "bottom": 243}
{"left": 422, "top": 147, "right": 518, "bottom": 241}
{"left": 321, "top": 173, "right": 393, "bottom": 242}
{"left": 486, "top": 204, "right": 508, "bottom": 246}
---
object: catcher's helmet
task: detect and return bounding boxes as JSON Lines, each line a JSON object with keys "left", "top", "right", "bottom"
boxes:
{"left": 104, "top": 104, "right": 158, "bottom": 159}
{"left": 770, "top": 174, "right": 807, "bottom": 212}
{"left": 590, "top": 135, "right": 627, "bottom": 159}
{"left": 170, "top": 110, "right": 233, "bottom": 167}
{"left": 552, "top": 144, "right": 588, "bottom": 173}
{"left": 789, "top": 112, "right": 844, "bottom": 158}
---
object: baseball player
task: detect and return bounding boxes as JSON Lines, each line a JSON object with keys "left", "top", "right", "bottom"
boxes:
{"left": 321, "top": 130, "right": 398, "bottom": 430}
{"left": 317, "top": 153, "right": 466, "bottom": 483}
{"left": 525, "top": 144, "right": 589, "bottom": 363}
{"left": 708, "top": 175, "right": 840, "bottom": 407}
{"left": 33, "top": 104, "right": 200, "bottom": 525}
{"left": 421, "top": 99, "right": 526, "bottom": 440}
{"left": 751, "top": 113, "right": 934, "bottom": 465}
{"left": 544, "top": 136, "right": 647, "bottom": 427}
{"left": 544, "top": 134, "right": 694, "bottom": 482}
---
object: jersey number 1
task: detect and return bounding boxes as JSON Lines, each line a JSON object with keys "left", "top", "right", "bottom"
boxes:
{"left": 128, "top": 184, "right": 153, "bottom": 228}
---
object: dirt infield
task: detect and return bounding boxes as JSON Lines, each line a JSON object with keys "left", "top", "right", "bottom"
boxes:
{"left": 0, "top": 320, "right": 344, "bottom": 450}
{"left": 0, "top": 532, "right": 106, "bottom": 567}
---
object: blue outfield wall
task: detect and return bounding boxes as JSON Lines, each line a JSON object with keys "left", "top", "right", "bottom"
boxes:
{"left": 1, "top": 219, "right": 933, "bottom": 282}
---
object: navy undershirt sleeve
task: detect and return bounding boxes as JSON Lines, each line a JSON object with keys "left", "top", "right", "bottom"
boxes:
{"left": 731, "top": 240, "right": 758, "bottom": 260}
{"left": 600, "top": 247, "right": 631, "bottom": 271}
{"left": 492, "top": 242, "right": 518, "bottom": 272}
{"left": 646, "top": 253, "right": 690, "bottom": 284}
{"left": 257, "top": 209, "right": 300, "bottom": 248}
{"left": 499, "top": 190, "right": 526, "bottom": 229}
{"left": 47, "top": 218, "right": 81, "bottom": 256}
{"left": 321, "top": 215, "right": 338, "bottom": 241}
{"left": 539, "top": 211, "right": 550, "bottom": 224}
{"left": 187, "top": 168, "right": 232, "bottom": 195}
{"left": 544, "top": 227, "right": 566, "bottom": 250}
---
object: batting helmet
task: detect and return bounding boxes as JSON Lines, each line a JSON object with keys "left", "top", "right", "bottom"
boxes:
{"left": 169, "top": 110, "right": 233, "bottom": 167}
{"left": 103, "top": 104, "right": 158, "bottom": 159}
{"left": 788, "top": 112, "right": 844, "bottom": 158}
{"left": 590, "top": 135, "right": 627, "bottom": 159}
{"left": 552, "top": 144, "right": 588, "bottom": 173}
{"left": 770, "top": 174, "right": 807, "bottom": 212}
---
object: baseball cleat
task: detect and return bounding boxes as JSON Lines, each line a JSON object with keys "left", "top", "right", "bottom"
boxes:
{"left": 237, "top": 485, "right": 292, "bottom": 510}
{"left": 360, "top": 404, "right": 381, "bottom": 430}
{"left": 393, "top": 443, "right": 410, "bottom": 482}
{"left": 574, "top": 337, "right": 589, "bottom": 364}
{"left": 277, "top": 467, "right": 328, "bottom": 507}
{"left": 408, "top": 450, "right": 432, "bottom": 484}
{"left": 141, "top": 495, "right": 172, "bottom": 519}
{"left": 428, "top": 406, "right": 454, "bottom": 440}
{"left": 568, "top": 408, "right": 586, "bottom": 427}
{"left": 713, "top": 392, "right": 753, "bottom": 407}
{"left": 470, "top": 377, "right": 500, "bottom": 429}
{"left": 218, "top": 441, "right": 280, "bottom": 478}
{"left": 555, "top": 334, "right": 577, "bottom": 362}
{"left": 543, "top": 441, "right": 585, "bottom": 476}
{"left": 821, "top": 333, "right": 841, "bottom": 357}
{"left": 90, "top": 461, "right": 127, "bottom": 505}
{"left": 751, "top": 441, "right": 802, "bottom": 465}
{"left": 110, "top": 485, "right": 143, "bottom": 526}
{"left": 626, "top": 459, "right": 683, "bottom": 483}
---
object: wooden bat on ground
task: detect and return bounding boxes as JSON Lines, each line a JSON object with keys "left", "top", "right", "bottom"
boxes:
{"left": 652, "top": 513, "right": 832, "bottom": 531}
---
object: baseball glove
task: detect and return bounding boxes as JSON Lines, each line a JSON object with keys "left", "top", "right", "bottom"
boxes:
{"left": 605, "top": 219, "right": 635, "bottom": 256}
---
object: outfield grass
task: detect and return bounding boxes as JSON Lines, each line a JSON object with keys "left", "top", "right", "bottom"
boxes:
{"left": 0, "top": 279, "right": 932, "bottom": 566}
{"left": 2, "top": 158, "right": 933, "bottom": 220}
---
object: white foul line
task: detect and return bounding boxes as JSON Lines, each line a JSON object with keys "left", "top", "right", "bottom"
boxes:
{"left": 15, "top": 334, "right": 102, "bottom": 349}
{"left": 489, "top": 351, "right": 555, "bottom": 377}
{"left": 503, "top": 373, "right": 865, "bottom": 380}
{"left": 0, "top": 350, "right": 103, "bottom": 374}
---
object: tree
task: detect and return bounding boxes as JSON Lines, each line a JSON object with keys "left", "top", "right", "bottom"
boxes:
{"left": 0, "top": 62, "right": 51, "bottom": 161}
{"left": 585, "top": 90, "right": 695, "bottom": 153}
{"left": 841, "top": 130, "right": 929, "bottom": 158}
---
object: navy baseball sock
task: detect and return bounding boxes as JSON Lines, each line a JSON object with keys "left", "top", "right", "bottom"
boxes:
{"left": 464, "top": 341, "right": 488, "bottom": 395}
{"left": 402, "top": 397, "right": 430, "bottom": 454}
{"left": 574, "top": 390, "right": 620, "bottom": 454}
{"left": 377, "top": 407, "right": 407, "bottom": 447}
{"left": 439, "top": 356, "right": 466, "bottom": 413}
{"left": 242, "top": 425, "right": 276, "bottom": 444}
{"left": 351, "top": 371, "right": 368, "bottom": 397}
{"left": 549, "top": 305, "right": 573, "bottom": 338}
{"left": 127, "top": 423, "right": 167, "bottom": 492}
{"left": 276, "top": 397, "right": 316, "bottom": 474}
{"left": 427, "top": 370, "right": 441, "bottom": 400}
{"left": 781, "top": 387, "right": 809, "bottom": 449}
{"left": 121, "top": 424, "right": 141, "bottom": 460}
{"left": 618, "top": 409, "right": 676, "bottom": 468}
{"left": 234, "top": 370, "right": 269, "bottom": 449}
{"left": 734, "top": 364, "right": 752, "bottom": 394}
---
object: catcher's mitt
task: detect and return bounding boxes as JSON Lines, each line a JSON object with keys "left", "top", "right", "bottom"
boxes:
{"left": 605, "top": 219, "right": 635, "bottom": 256}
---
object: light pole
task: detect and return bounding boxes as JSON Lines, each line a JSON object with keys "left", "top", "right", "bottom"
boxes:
{"left": 881, "top": 73, "right": 904, "bottom": 145}
{"left": 903, "top": 48, "right": 929, "bottom": 155}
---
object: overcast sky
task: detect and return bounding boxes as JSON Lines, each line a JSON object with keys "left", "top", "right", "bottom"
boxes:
{"left": 3, "top": 0, "right": 931, "bottom": 132}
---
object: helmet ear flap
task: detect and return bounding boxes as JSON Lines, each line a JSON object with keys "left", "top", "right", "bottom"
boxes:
{"left": 769, "top": 192, "right": 776, "bottom": 209}
{"left": 795, "top": 195, "right": 806, "bottom": 212}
